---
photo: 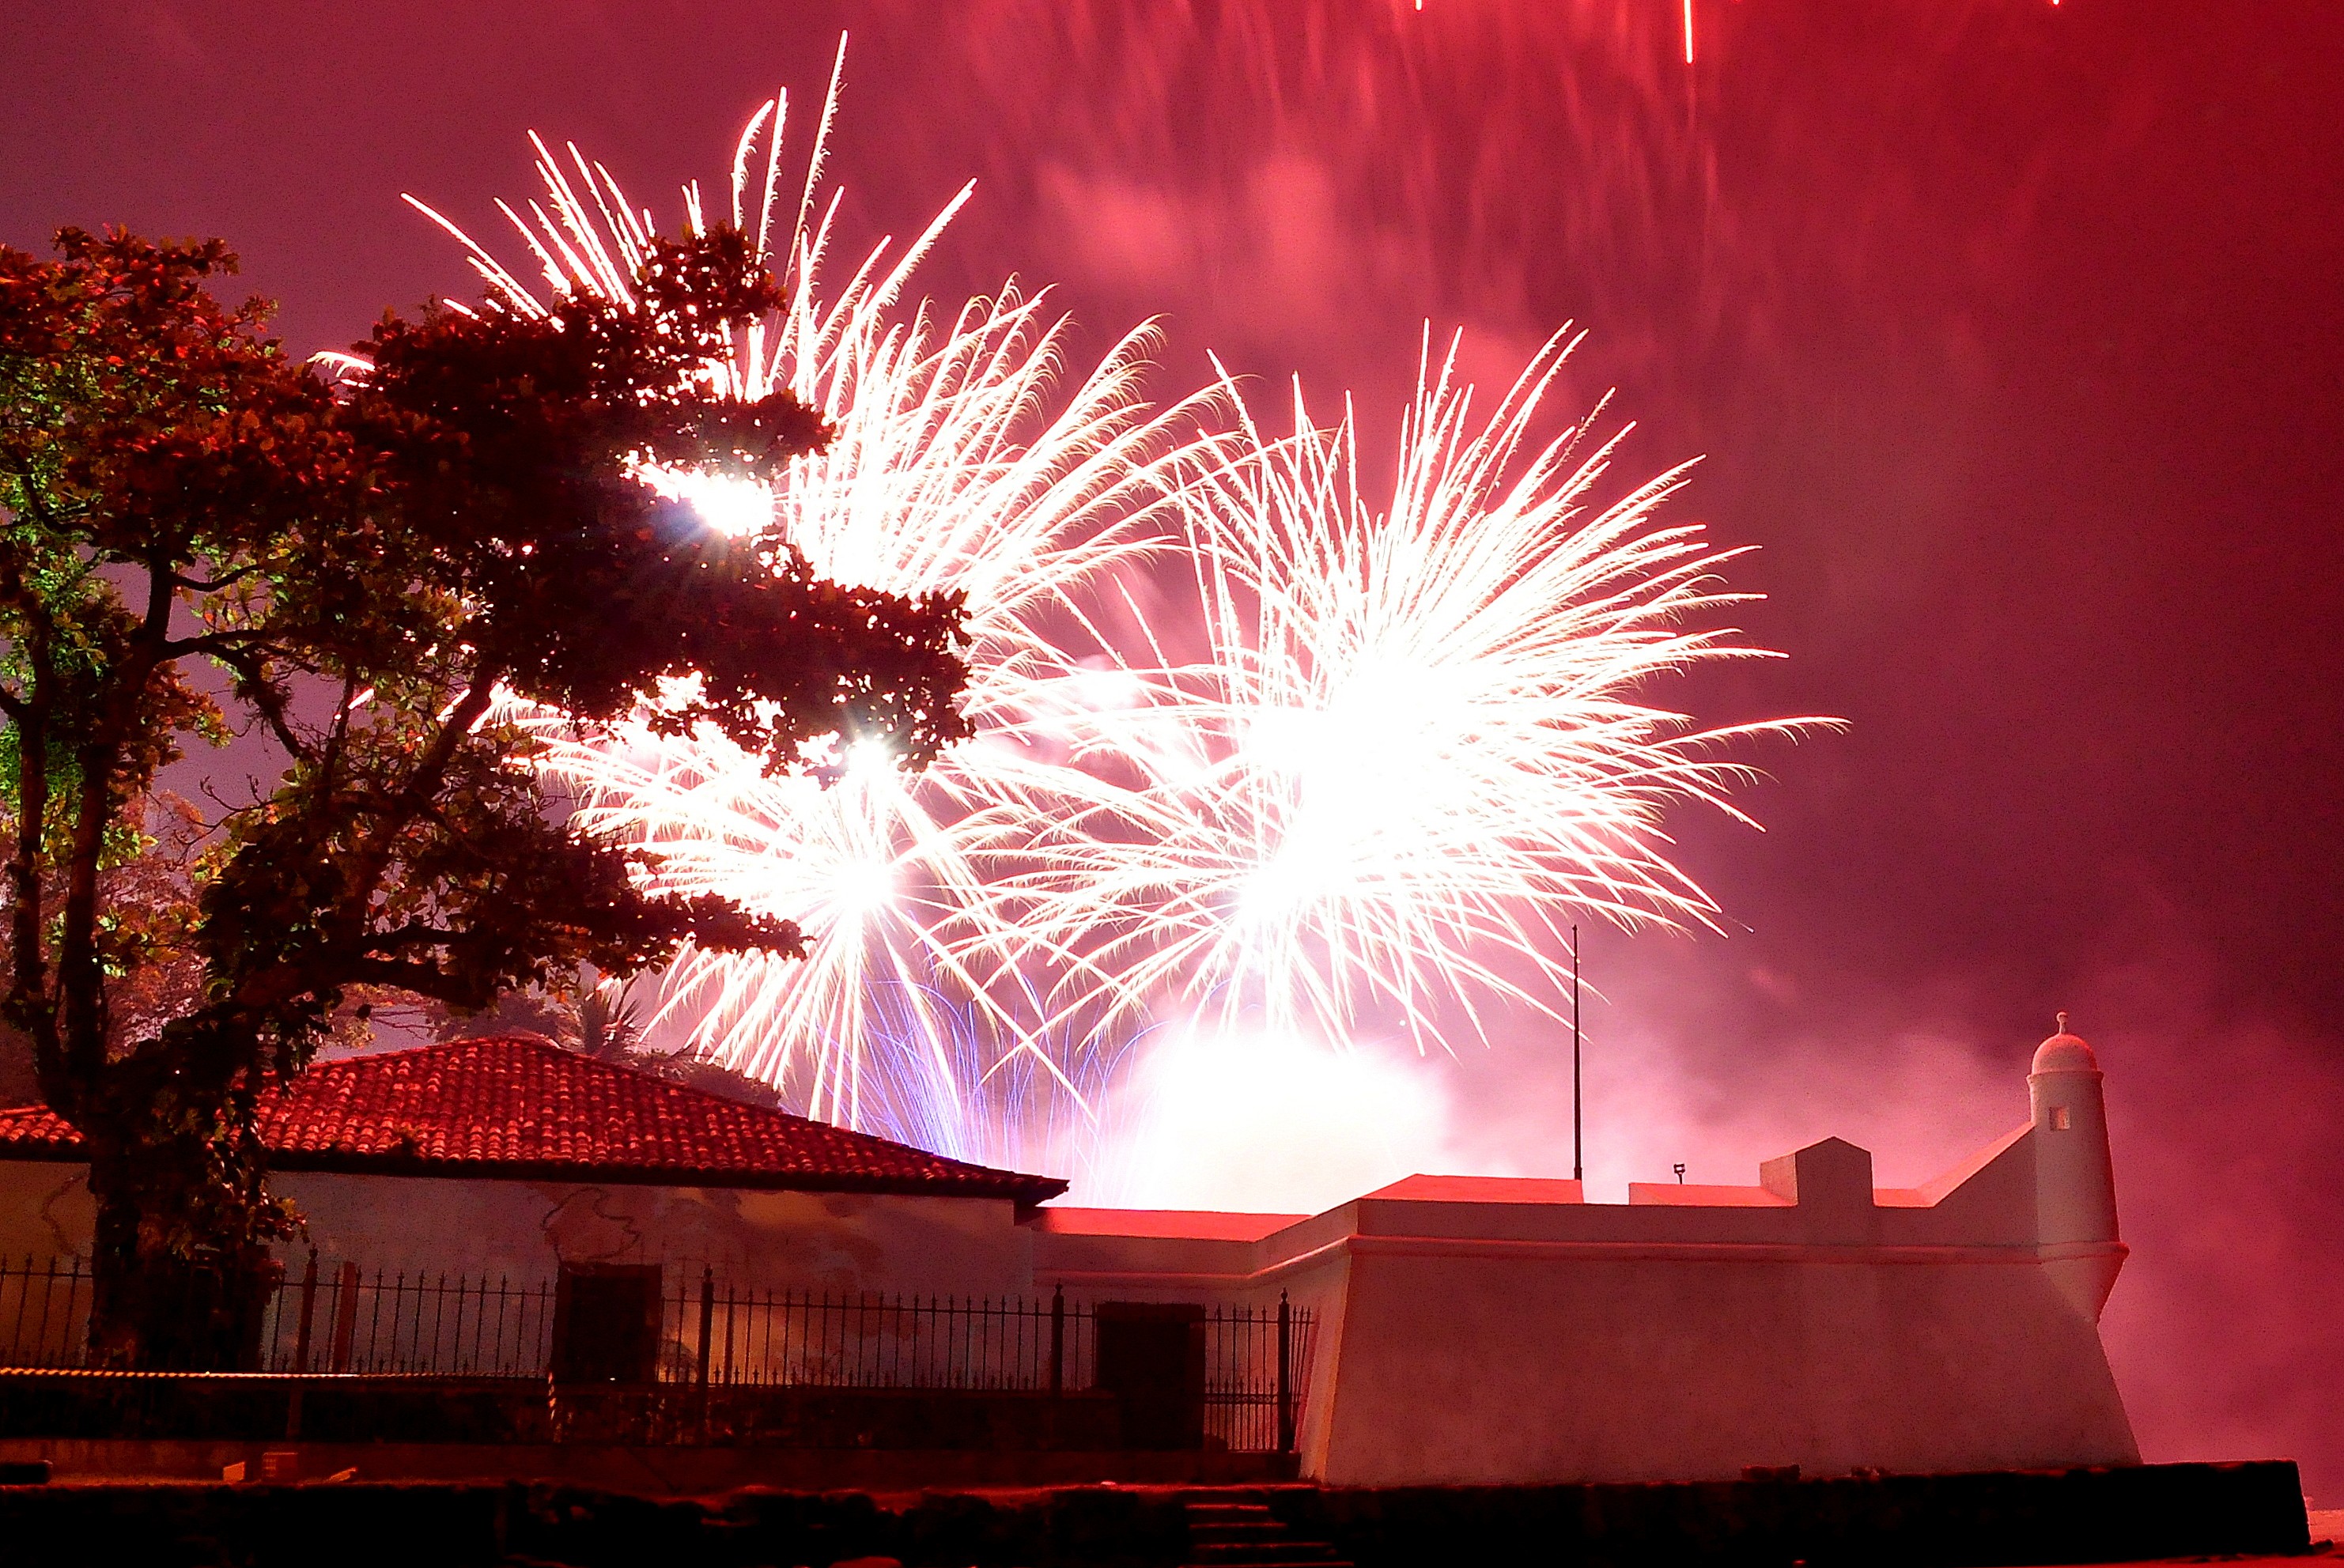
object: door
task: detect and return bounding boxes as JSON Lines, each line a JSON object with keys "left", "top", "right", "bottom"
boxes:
{"left": 550, "top": 1263, "right": 664, "bottom": 1384}
{"left": 1094, "top": 1302, "right": 1206, "bottom": 1449}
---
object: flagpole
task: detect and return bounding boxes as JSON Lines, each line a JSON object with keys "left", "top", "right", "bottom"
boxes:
{"left": 1571, "top": 924, "right": 1583, "bottom": 1185}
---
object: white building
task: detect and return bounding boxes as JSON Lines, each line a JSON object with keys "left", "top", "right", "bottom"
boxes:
{"left": 0, "top": 1022, "right": 2135, "bottom": 1485}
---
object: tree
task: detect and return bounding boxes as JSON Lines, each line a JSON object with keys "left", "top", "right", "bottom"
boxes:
{"left": 0, "top": 227, "right": 970, "bottom": 1363}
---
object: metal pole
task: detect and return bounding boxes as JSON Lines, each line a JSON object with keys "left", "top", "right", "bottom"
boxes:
{"left": 696, "top": 1266, "right": 716, "bottom": 1389}
{"left": 1571, "top": 924, "right": 1583, "bottom": 1184}
{"left": 1276, "top": 1290, "right": 1294, "bottom": 1454}
{"left": 292, "top": 1248, "right": 319, "bottom": 1374}
{"left": 328, "top": 1261, "right": 359, "bottom": 1373}
{"left": 697, "top": 1266, "right": 716, "bottom": 1438}
{"left": 1049, "top": 1285, "right": 1064, "bottom": 1397}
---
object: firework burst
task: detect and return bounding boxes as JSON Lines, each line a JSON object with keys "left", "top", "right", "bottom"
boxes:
{"left": 415, "top": 47, "right": 1829, "bottom": 1139}
{"left": 420, "top": 46, "right": 1208, "bottom": 1125}
{"left": 975, "top": 323, "right": 1828, "bottom": 1045}
{"left": 995, "top": 328, "right": 1836, "bottom": 1048}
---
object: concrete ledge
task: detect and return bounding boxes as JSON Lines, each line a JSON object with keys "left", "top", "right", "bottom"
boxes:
{"left": 1273, "top": 1460, "right": 2312, "bottom": 1566}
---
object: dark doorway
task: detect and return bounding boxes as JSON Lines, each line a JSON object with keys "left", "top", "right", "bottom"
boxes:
{"left": 1094, "top": 1302, "right": 1206, "bottom": 1449}
{"left": 550, "top": 1263, "right": 664, "bottom": 1385}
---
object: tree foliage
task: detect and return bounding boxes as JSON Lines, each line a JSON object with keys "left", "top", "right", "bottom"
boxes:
{"left": 0, "top": 226, "right": 970, "bottom": 1362}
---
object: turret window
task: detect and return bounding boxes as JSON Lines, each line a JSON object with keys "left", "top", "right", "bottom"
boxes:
{"left": 2049, "top": 1106, "right": 2072, "bottom": 1132}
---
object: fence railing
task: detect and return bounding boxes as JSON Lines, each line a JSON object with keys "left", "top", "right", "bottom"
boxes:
{"left": 1205, "top": 1291, "right": 1315, "bottom": 1454}
{"left": 0, "top": 1253, "right": 1316, "bottom": 1452}
{"left": 0, "top": 1255, "right": 557, "bottom": 1377}
{"left": 664, "top": 1275, "right": 1098, "bottom": 1393}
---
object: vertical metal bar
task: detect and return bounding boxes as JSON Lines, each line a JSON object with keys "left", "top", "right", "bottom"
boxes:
{"left": 365, "top": 1268, "right": 388, "bottom": 1372}
{"left": 427, "top": 1271, "right": 448, "bottom": 1375}
{"left": 696, "top": 1265, "right": 715, "bottom": 1389}
{"left": 74, "top": 1256, "right": 91, "bottom": 1366}
{"left": 1571, "top": 922, "right": 1584, "bottom": 1184}
{"left": 32, "top": 1258, "right": 58, "bottom": 1364}
{"left": 6, "top": 1258, "right": 28, "bottom": 1363}
{"left": 50, "top": 1257, "right": 70, "bottom": 1368}
{"left": 292, "top": 1249, "right": 319, "bottom": 1373}
{"left": 447, "top": 1274, "right": 468, "bottom": 1376}
{"left": 328, "top": 1261, "right": 358, "bottom": 1372}
{"left": 1050, "top": 1286, "right": 1064, "bottom": 1397}
{"left": 1277, "top": 1290, "right": 1294, "bottom": 1454}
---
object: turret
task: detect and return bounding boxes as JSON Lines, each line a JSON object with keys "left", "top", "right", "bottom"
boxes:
{"left": 2029, "top": 1012, "right": 2127, "bottom": 1319}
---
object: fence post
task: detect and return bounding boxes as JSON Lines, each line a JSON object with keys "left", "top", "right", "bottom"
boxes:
{"left": 1049, "top": 1284, "right": 1064, "bottom": 1397}
{"left": 696, "top": 1266, "right": 716, "bottom": 1387}
{"left": 696, "top": 1266, "right": 716, "bottom": 1438}
{"left": 328, "top": 1260, "right": 360, "bottom": 1373}
{"left": 1276, "top": 1290, "right": 1294, "bottom": 1454}
{"left": 292, "top": 1249, "right": 319, "bottom": 1374}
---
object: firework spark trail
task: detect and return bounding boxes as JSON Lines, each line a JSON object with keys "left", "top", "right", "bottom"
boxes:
{"left": 423, "top": 48, "right": 1215, "bottom": 1127}
{"left": 992, "top": 327, "right": 1838, "bottom": 1050}
{"left": 418, "top": 48, "right": 1829, "bottom": 1142}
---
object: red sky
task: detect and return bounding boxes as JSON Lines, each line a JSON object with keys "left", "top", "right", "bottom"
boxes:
{"left": 6, "top": 0, "right": 2339, "bottom": 1494}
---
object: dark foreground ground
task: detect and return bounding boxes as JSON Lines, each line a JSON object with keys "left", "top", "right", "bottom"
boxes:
{"left": 0, "top": 1459, "right": 2319, "bottom": 1566}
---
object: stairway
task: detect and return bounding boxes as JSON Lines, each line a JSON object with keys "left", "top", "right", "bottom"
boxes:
{"left": 1181, "top": 1494, "right": 1353, "bottom": 1568}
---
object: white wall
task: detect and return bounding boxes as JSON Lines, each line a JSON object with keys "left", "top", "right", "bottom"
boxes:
{"left": 1028, "top": 1115, "right": 2140, "bottom": 1485}
{"left": 0, "top": 1158, "right": 1030, "bottom": 1298}
{"left": 0, "top": 1160, "right": 86, "bottom": 1261}
{"left": 1309, "top": 1238, "right": 2136, "bottom": 1484}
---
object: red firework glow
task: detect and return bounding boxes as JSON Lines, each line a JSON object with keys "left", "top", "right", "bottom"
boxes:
{"left": 2, "top": 0, "right": 2338, "bottom": 1501}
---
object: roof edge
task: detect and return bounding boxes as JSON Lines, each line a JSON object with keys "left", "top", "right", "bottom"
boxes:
{"left": 265, "top": 1149, "right": 1068, "bottom": 1201}
{"left": 0, "top": 1132, "right": 1068, "bottom": 1203}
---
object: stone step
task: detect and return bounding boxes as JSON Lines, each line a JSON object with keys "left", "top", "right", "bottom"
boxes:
{"left": 1189, "top": 1541, "right": 1344, "bottom": 1555}
{"left": 1181, "top": 1497, "right": 1348, "bottom": 1568}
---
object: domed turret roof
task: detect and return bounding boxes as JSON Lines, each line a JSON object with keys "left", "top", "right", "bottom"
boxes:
{"left": 2032, "top": 1011, "right": 2099, "bottom": 1074}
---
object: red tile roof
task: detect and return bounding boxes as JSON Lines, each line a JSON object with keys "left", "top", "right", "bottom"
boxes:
{"left": 0, "top": 1036, "right": 1065, "bottom": 1204}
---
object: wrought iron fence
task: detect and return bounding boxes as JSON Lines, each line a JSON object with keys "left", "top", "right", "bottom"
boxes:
{"left": 667, "top": 1274, "right": 1098, "bottom": 1393}
{"left": 0, "top": 1253, "right": 1317, "bottom": 1452}
{"left": 0, "top": 1254, "right": 555, "bottom": 1377}
{"left": 1, "top": 1256, "right": 88, "bottom": 1369}
{"left": 1204, "top": 1292, "right": 1315, "bottom": 1453}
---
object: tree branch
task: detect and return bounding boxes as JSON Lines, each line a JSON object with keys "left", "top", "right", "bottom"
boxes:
{"left": 345, "top": 957, "right": 476, "bottom": 1005}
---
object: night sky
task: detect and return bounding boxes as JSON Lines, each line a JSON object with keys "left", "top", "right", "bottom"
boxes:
{"left": 6, "top": 2, "right": 2338, "bottom": 1491}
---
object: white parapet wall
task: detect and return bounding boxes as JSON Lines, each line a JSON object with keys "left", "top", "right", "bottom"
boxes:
{"left": 1030, "top": 1028, "right": 2138, "bottom": 1486}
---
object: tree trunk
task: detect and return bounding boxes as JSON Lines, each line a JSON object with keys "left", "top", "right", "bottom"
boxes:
{"left": 85, "top": 1156, "right": 281, "bottom": 1370}
{"left": 81, "top": 1062, "right": 288, "bottom": 1371}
